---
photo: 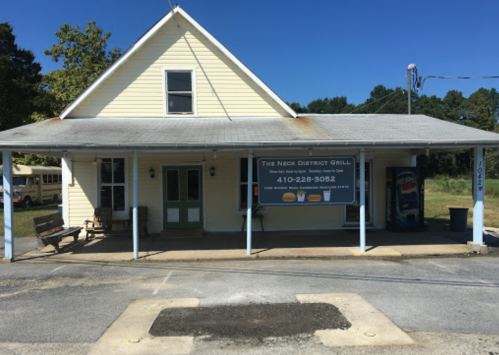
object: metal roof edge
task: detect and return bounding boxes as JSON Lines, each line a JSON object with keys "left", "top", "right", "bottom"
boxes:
{"left": 1, "top": 140, "right": 499, "bottom": 151}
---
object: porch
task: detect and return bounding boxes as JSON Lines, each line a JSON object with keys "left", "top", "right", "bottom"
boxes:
{"left": 13, "top": 229, "right": 486, "bottom": 263}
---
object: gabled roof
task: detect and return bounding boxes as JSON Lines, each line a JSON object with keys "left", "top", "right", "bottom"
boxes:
{"left": 2, "top": 115, "right": 499, "bottom": 151}
{"left": 60, "top": 6, "right": 297, "bottom": 119}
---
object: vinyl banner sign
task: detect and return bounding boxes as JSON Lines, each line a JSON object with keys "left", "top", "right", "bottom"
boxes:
{"left": 257, "top": 156, "right": 356, "bottom": 206}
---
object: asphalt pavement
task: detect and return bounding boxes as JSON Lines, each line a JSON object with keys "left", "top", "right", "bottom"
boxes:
{"left": 0, "top": 255, "right": 498, "bottom": 354}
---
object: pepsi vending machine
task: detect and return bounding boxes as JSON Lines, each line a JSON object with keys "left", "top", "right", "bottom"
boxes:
{"left": 386, "top": 167, "right": 424, "bottom": 231}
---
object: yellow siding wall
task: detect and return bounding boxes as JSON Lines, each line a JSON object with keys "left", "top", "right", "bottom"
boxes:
{"left": 67, "top": 152, "right": 414, "bottom": 232}
{"left": 68, "top": 157, "right": 96, "bottom": 227}
{"left": 68, "top": 14, "right": 289, "bottom": 118}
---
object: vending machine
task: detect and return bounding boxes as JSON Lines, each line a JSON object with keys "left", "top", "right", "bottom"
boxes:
{"left": 386, "top": 167, "right": 424, "bottom": 231}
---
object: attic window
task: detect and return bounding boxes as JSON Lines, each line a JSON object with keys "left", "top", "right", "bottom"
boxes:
{"left": 165, "top": 71, "right": 194, "bottom": 115}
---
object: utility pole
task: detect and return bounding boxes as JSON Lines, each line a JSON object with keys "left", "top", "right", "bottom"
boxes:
{"left": 407, "top": 64, "right": 416, "bottom": 114}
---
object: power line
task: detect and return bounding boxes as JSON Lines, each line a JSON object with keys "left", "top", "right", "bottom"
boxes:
{"left": 374, "top": 89, "right": 403, "bottom": 114}
{"left": 350, "top": 89, "right": 404, "bottom": 114}
{"left": 411, "top": 66, "right": 499, "bottom": 91}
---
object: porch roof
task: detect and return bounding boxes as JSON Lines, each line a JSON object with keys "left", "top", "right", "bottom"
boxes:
{"left": 0, "top": 114, "right": 499, "bottom": 151}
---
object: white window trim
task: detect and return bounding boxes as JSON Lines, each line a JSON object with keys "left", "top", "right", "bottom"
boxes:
{"left": 237, "top": 157, "right": 263, "bottom": 213}
{"left": 162, "top": 67, "right": 197, "bottom": 118}
{"left": 343, "top": 160, "right": 373, "bottom": 226}
{"left": 98, "top": 157, "right": 129, "bottom": 218}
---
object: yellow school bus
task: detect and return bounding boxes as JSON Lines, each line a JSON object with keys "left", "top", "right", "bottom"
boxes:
{"left": 0, "top": 165, "right": 62, "bottom": 208}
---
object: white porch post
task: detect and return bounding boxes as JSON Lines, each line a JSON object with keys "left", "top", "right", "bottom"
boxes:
{"left": 133, "top": 151, "right": 139, "bottom": 260}
{"left": 473, "top": 147, "right": 484, "bottom": 245}
{"left": 61, "top": 152, "right": 72, "bottom": 227}
{"left": 246, "top": 150, "right": 253, "bottom": 256}
{"left": 3, "top": 151, "right": 14, "bottom": 261}
{"left": 359, "top": 149, "right": 366, "bottom": 253}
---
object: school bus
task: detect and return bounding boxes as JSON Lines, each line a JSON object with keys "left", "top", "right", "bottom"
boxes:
{"left": 0, "top": 165, "right": 62, "bottom": 208}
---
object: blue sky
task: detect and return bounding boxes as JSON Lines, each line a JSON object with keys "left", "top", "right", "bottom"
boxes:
{"left": 2, "top": 0, "right": 498, "bottom": 106}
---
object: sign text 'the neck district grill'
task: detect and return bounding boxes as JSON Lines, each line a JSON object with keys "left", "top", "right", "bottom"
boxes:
{"left": 257, "top": 157, "right": 356, "bottom": 206}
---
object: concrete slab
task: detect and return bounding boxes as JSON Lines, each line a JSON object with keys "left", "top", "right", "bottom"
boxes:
{"left": 391, "top": 244, "right": 468, "bottom": 256}
{"left": 13, "top": 229, "right": 482, "bottom": 263}
{"left": 296, "top": 293, "right": 414, "bottom": 347}
{"left": 348, "top": 247, "right": 402, "bottom": 257}
{"left": 89, "top": 298, "right": 199, "bottom": 355}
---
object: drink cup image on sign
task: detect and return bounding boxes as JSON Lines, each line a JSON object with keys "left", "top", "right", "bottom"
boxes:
{"left": 323, "top": 190, "right": 331, "bottom": 202}
{"left": 297, "top": 190, "right": 306, "bottom": 202}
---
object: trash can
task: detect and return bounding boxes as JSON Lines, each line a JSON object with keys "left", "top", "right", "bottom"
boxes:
{"left": 57, "top": 204, "right": 63, "bottom": 214}
{"left": 448, "top": 208, "right": 469, "bottom": 232}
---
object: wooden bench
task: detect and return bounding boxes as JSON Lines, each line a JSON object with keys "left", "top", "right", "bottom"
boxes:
{"left": 33, "top": 212, "right": 82, "bottom": 254}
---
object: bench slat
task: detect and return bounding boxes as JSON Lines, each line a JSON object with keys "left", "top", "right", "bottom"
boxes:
{"left": 33, "top": 212, "right": 63, "bottom": 225}
{"left": 34, "top": 219, "right": 65, "bottom": 235}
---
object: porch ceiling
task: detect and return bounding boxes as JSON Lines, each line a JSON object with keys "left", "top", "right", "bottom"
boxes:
{"left": 0, "top": 114, "right": 499, "bottom": 152}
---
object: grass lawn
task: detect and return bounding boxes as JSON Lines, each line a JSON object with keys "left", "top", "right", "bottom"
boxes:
{"left": 425, "top": 179, "right": 499, "bottom": 228}
{"left": 0, "top": 204, "right": 59, "bottom": 238}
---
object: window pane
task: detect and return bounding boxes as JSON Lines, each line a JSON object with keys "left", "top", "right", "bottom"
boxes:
{"left": 101, "top": 186, "right": 112, "bottom": 209}
{"left": 166, "top": 170, "right": 179, "bottom": 201}
{"left": 13, "top": 177, "right": 26, "bottom": 185}
{"left": 240, "top": 158, "right": 258, "bottom": 183}
{"left": 187, "top": 170, "right": 200, "bottom": 201}
{"left": 43, "top": 175, "right": 47, "bottom": 184}
{"left": 240, "top": 183, "right": 258, "bottom": 210}
{"left": 101, "top": 159, "right": 112, "bottom": 183}
{"left": 167, "top": 72, "right": 192, "bottom": 92}
{"left": 168, "top": 93, "right": 192, "bottom": 113}
{"left": 113, "top": 158, "right": 125, "bottom": 183}
{"left": 347, "top": 162, "right": 371, "bottom": 223}
{"left": 48, "top": 175, "right": 53, "bottom": 184}
{"left": 113, "top": 186, "right": 125, "bottom": 211}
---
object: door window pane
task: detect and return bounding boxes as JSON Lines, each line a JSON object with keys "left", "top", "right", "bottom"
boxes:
{"left": 166, "top": 170, "right": 179, "bottom": 201}
{"left": 168, "top": 93, "right": 192, "bottom": 113}
{"left": 167, "top": 72, "right": 192, "bottom": 91}
{"left": 187, "top": 170, "right": 200, "bottom": 201}
{"left": 100, "top": 186, "right": 112, "bottom": 209}
{"left": 113, "top": 158, "right": 125, "bottom": 183}
{"left": 113, "top": 186, "right": 125, "bottom": 211}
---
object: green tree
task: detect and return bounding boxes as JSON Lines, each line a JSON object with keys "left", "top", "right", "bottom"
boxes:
{"left": 44, "top": 21, "right": 121, "bottom": 115}
{"left": 442, "top": 90, "right": 465, "bottom": 123}
{"left": 0, "top": 23, "right": 43, "bottom": 131}
{"left": 462, "top": 90, "right": 496, "bottom": 131}
{"left": 289, "top": 102, "right": 308, "bottom": 113}
{"left": 353, "top": 85, "right": 407, "bottom": 114}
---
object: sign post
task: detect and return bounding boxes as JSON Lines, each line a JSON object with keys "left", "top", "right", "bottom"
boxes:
{"left": 258, "top": 156, "right": 356, "bottom": 206}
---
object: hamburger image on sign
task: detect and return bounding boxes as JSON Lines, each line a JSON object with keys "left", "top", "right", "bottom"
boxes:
{"left": 282, "top": 192, "right": 296, "bottom": 202}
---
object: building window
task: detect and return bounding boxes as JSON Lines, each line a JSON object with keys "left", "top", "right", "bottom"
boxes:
{"left": 239, "top": 158, "right": 258, "bottom": 210}
{"left": 165, "top": 70, "right": 195, "bottom": 115}
{"left": 344, "top": 161, "right": 372, "bottom": 224}
{"left": 100, "top": 158, "right": 126, "bottom": 213}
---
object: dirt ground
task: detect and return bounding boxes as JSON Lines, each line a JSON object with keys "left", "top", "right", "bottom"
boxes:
{"left": 149, "top": 302, "right": 351, "bottom": 340}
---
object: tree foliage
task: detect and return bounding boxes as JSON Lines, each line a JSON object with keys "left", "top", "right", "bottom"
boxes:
{"left": 43, "top": 21, "right": 121, "bottom": 115}
{"left": 0, "top": 23, "right": 44, "bottom": 131}
{"left": 293, "top": 85, "right": 499, "bottom": 178}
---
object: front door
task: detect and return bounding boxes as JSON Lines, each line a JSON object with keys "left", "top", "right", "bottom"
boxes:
{"left": 163, "top": 166, "right": 203, "bottom": 229}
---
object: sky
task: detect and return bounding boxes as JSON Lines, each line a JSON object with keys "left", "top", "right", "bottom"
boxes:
{"left": 2, "top": 0, "right": 499, "bottom": 106}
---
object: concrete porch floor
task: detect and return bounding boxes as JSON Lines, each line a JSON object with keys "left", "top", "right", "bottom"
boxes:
{"left": 14, "top": 229, "right": 482, "bottom": 263}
